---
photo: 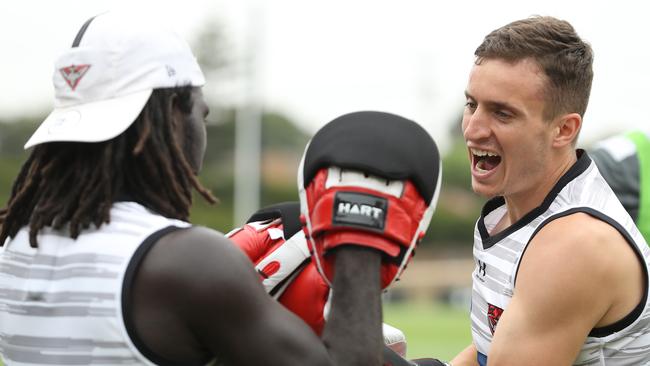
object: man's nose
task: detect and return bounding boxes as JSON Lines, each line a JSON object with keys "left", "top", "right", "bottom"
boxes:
{"left": 462, "top": 108, "right": 491, "bottom": 142}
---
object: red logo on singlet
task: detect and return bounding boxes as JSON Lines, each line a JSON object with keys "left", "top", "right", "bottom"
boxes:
{"left": 59, "top": 64, "right": 91, "bottom": 91}
{"left": 487, "top": 303, "right": 504, "bottom": 335}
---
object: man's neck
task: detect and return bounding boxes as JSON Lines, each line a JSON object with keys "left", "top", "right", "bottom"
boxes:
{"left": 502, "top": 150, "right": 578, "bottom": 229}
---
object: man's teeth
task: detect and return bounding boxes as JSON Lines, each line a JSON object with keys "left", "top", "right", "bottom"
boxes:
{"left": 471, "top": 148, "right": 500, "bottom": 174}
{"left": 471, "top": 148, "right": 499, "bottom": 157}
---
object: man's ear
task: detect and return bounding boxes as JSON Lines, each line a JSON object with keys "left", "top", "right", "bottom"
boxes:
{"left": 552, "top": 113, "right": 582, "bottom": 147}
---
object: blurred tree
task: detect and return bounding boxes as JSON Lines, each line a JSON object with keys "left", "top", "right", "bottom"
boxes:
{"left": 193, "top": 17, "right": 231, "bottom": 76}
{"left": 0, "top": 20, "right": 485, "bottom": 255}
{"left": 0, "top": 109, "right": 485, "bottom": 252}
{"left": 0, "top": 17, "right": 311, "bottom": 235}
{"left": 442, "top": 117, "right": 473, "bottom": 193}
{"left": 191, "top": 109, "right": 311, "bottom": 231}
{"left": 0, "top": 117, "right": 37, "bottom": 159}
{"left": 0, "top": 119, "right": 37, "bottom": 210}
{"left": 422, "top": 113, "right": 483, "bottom": 250}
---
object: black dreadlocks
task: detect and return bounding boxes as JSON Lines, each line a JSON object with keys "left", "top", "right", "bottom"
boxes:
{"left": 0, "top": 86, "right": 216, "bottom": 247}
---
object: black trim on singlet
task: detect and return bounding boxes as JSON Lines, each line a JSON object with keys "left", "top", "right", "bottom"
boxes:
{"left": 478, "top": 150, "right": 592, "bottom": 249}
{"left": 247, "top": 201, "right": 302, "bottom": 239}
{"left": 72, "top": 15, "right": 97, "bottom": 47}
{"left": 514, "top": 207, "right": 649, "bottom": 338}
{"left": 122, "top": 225, "right": 210, "bottom": 366}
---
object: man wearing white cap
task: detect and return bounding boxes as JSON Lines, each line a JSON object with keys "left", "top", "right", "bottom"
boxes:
{"left": 0, "top": 11, "right": 398, "bottom": 366}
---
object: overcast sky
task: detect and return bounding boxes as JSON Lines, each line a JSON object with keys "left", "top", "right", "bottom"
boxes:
{"left": 1, "top": 0, "right": 648, "bottom": 153}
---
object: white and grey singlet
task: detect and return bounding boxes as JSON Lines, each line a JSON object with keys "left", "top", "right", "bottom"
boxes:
{"left": 470, "top": 151, "right": 650, "bottom": 366}
{"left": 0, "top": 202, "right": 189, "bottom": 366}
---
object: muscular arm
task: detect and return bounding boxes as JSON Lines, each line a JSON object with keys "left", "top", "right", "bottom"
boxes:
{"left": 323, "top": 246, "right": 383, "bottom": 365}
{"left": 488, "top": 213, "right": 644, "bottom": 365}
{"left": 131, "top": 226, "right": 383, "bottom": 365}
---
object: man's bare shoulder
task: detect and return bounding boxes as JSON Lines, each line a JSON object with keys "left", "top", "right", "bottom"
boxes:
{"left": 138, "top": 225, "right": 262, "bottom": 304}
{"left": 516, "top": 212, "right": 643, "bottom": 328}
{"left": 532, "top": 212, "right": 633, "bottom": 262}
{"left": 522, "top": 212, "right": 639, "bottom": 281}
{"left": 158, "top": 225, "right": 238, "bottom": 257}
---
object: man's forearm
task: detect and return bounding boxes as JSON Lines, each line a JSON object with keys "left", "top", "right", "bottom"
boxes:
{"left": 322, "top": 246, "right": 383, "bottom": 366}
{"left": 450, "top": 344, "right": 478, "bottom": 366}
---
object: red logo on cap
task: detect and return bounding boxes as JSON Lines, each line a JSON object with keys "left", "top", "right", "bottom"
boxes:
{"left": 59, "top": 64, "right": 91, "bottom": 91}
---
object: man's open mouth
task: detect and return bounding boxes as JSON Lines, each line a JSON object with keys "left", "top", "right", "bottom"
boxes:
{"left": 471, "top": 148, "right": 501, "bottom": 173}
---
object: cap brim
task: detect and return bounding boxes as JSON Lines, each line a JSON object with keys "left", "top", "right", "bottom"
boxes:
{"left": 24, "top": 89, "right": 153, "bottom": 149}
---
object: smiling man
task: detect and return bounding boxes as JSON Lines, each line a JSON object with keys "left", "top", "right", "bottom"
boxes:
{"left": 450, "top": 16, "right": 650, "bottom": 366}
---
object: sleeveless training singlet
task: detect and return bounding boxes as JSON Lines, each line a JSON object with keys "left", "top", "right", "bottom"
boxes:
{"left": 470, "top": 151, "right": 650, "bottom": 366}
{"left": 0, "top": 202, "right": 189, "bottom": 366}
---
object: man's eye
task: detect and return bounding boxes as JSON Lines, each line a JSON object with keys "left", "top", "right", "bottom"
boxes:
{"left": 465, "top": 102, "right": 477, "bottom": 110}
{"left": 495, "top": 110, "right": 511, "bottom": 119}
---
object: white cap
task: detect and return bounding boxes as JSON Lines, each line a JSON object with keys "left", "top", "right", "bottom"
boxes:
{"left": 24, "top": 11, "right": 205, "bottom": 149}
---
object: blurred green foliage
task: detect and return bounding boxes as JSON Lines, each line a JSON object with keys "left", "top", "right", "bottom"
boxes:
{"left": 0, "top": 17, "right": 485, "bottom": 249}
{"left": 0, "top": 110, "right": 483, "bottom": 249}
{"left": 190, "top": 109, "right": 310, "bottom": 231}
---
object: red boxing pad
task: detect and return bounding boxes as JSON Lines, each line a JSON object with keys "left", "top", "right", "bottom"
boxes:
{"left": 297, "top": 111, "right": 441, "bottom": 288}
{"left": 300, "top": 167, "right": 432, "bottom": 288}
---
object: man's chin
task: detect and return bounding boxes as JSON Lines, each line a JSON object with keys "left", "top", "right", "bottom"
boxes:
{"left": 471, "top": 181, "right": 499, "bottom": 198}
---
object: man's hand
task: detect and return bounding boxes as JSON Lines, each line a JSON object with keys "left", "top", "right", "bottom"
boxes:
{"left": 229, "top": 203, "right": 413, "bottom": 352}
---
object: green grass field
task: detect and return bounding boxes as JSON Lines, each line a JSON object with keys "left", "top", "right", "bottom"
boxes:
{"left": 383, "top": 301, "right": 472, "bottom": 361}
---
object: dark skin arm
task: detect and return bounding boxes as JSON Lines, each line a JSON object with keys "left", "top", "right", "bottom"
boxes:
{"left": 323, "top": 246, "right": 383, "bottom": 365}
{"left": 131, "top": 226, "right": 383, "bottom": 365}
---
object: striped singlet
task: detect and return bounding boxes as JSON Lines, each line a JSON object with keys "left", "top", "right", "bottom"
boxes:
{"left": 470, "top": 151, "right": 650, "bottom": 365}
{"left": 0, "top": 202, "right": 189, "bottom": 365}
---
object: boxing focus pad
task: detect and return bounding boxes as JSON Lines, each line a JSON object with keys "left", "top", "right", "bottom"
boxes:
{"left": 298, "top": 111, "right": 441, "bottom": 288}
{"left": 228, "top": 202, "right": 409, "bottom": 357}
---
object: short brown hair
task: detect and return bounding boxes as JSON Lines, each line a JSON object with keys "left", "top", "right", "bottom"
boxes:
{"left": 475, "top": 16, "right": 593, "bottom": 120}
